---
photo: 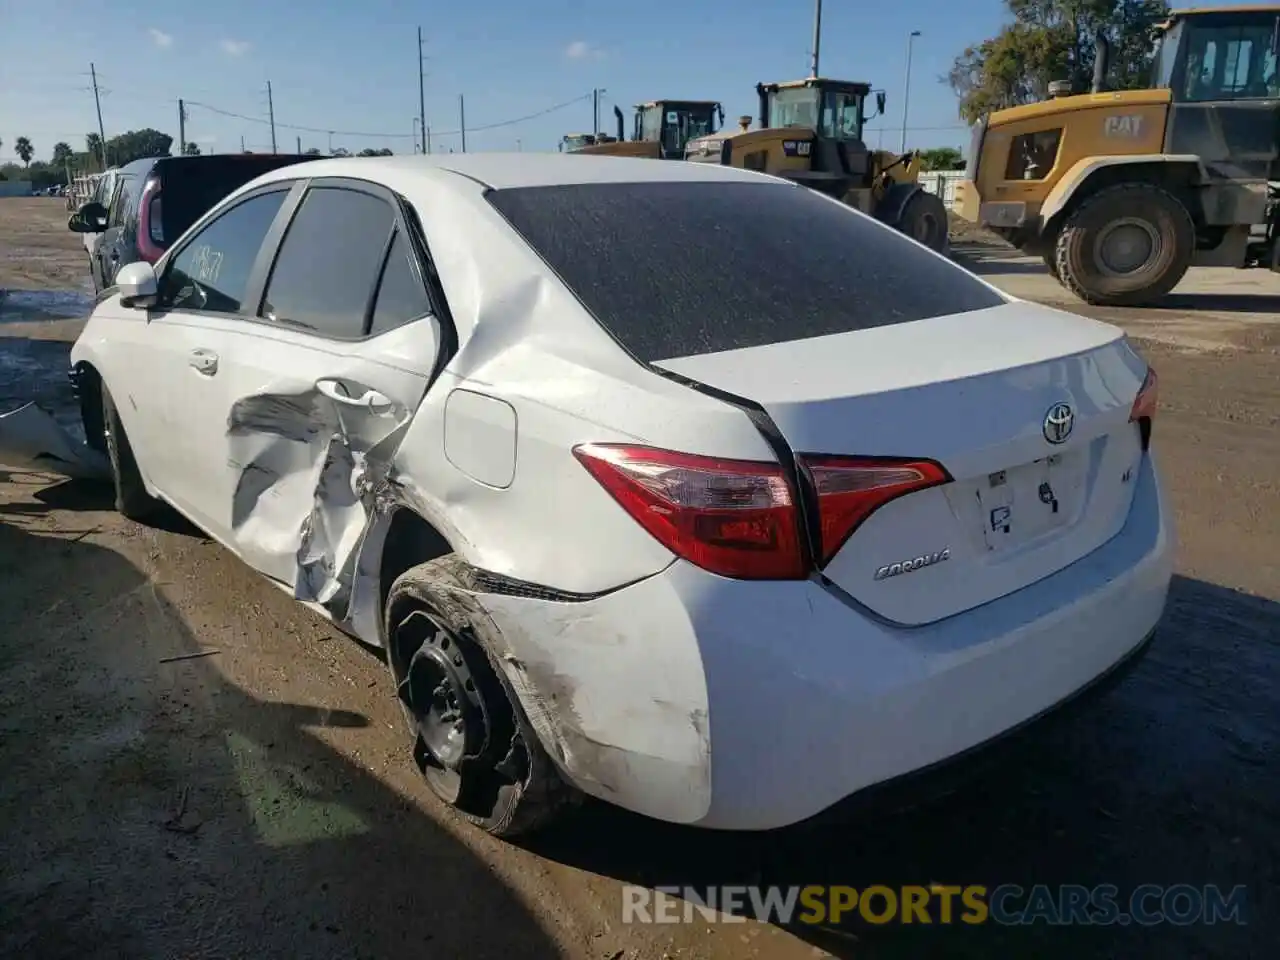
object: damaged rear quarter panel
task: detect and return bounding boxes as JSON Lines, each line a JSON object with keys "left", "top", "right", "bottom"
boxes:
{"left": 473, "top": 575, "right": 713, "bottom": 825}
{"left": 371, "top": 178, "right": 779, "bottom": 597}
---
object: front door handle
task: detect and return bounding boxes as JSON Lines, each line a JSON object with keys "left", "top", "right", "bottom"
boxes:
{"left": 315, "top": 378, "right": 393, "bottom": 413}
{"left": 189, "top": 349, "right": 218, "bottom": 375}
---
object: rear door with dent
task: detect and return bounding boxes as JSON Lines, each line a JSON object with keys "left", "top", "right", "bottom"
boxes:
{"left": 204, "top": 178, "right": 446, "bottom": 605}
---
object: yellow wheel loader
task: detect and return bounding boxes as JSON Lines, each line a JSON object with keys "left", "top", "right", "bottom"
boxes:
{"left": 683, "top": 77, "right": 950, "bottom": 254}
{"left": 577, "top": 100, "right": 726, "bottom": 159}
{"left": 955, "top": 5, "right": 1280, "bottom": 306}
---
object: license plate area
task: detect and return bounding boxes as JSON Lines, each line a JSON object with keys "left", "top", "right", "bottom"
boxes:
{"left": 977, "top": 451, "right": 1087, "bottom": 553}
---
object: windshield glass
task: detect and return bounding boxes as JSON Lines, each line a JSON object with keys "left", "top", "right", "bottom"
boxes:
{"left": 820, "top": 91, "right": 864, "bottom": 140}
{"left": 660, "top": 107, "right": 719, "bottom": 154}
{"left": 769, "top": 87, "right": 820, "bottom": 128}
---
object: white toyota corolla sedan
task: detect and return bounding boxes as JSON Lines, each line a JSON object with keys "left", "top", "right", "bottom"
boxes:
{"left": 64, "top": 154, "right": 1173, "bottom": 836}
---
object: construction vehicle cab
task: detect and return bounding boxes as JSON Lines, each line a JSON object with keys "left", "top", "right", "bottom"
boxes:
{"left": 577, "top": 100, "right": 725, "bottom": 158}
{"left": 955, "top": 5, "right": 1280, "bottom": 306}
{"left": 683, "top": 77, "right": 949, "bottom": 253}
{"left": 559, "top": 133, "right": 597, "bottom": 153}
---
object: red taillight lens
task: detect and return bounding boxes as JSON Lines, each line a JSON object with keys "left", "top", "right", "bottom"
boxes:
{"left": 800, "top": 456, "right": 951, "bottom": 565}
{"left": 136, "top": 178, "right": 165, "bottom": 263}
{"left": 573, "top": 443, "right": 806, "bottom": 580}
{"left": 1129, "top": 366, "right": 1158, "bottom": 423}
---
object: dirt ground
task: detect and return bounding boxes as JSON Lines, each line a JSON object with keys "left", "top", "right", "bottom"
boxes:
{"left": 2, "top": 197, "right": 1278, "bottom": 959}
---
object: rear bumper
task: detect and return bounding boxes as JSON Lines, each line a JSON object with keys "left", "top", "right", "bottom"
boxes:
{"left": 477, "top": 450, "right": 1173, "bottom": 830}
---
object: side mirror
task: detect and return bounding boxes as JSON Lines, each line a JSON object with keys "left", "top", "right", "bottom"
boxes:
{"left": 877, "top": 91, "right": 887, "bottom": 116}
{"left": 115, "top": 261, "right": 159, "bottom": 309}
{"left": 69, "top": 201, "right": 109, "bottom": 233}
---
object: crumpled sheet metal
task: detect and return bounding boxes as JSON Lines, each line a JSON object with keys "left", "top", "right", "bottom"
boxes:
{"left": 0, "top": 402, "right": 110, "bottom": 479}
{"left": 225, "top": 383, "right": 411, "bottom": 615}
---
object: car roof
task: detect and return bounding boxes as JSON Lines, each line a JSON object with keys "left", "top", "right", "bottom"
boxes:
{"left": 239, "top": 152, "right": 782, "bottom": 192}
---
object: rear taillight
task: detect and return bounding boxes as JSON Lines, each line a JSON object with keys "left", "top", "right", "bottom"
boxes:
{"left": 799, "top": 456, "right": 951, "bottom": 565}
{"left": 1129, "top": 366, "right": 1158, "bottom": 422}
{"left": 136, "top": 178, "right": 165, "bottom": 263}
{"left": 1129, "top": 366, "right": 1158, "bottom": 450}
{"left": 572, "top": 443, "right": 806, "bottom": 579}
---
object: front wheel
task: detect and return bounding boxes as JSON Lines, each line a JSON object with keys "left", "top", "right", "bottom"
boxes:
{"left": 101, "top": 382, "right": 161, "bottom": 521}
{"left": 384, "top": 556, "right": 579, "bottom": 837}
{"left": 896, "top": 190, "right": 950, "bottom": 254}
{"left": 1053, "top": 182, "right": 1194, "bottom": 306}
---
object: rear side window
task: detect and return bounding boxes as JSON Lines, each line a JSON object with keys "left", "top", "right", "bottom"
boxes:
{"left": 260, "top": 186, "right": 395, "bottom": 338}
{"left": 370, "top": 231, "right": 433, "bottom": 335}
{"left": 487, "top": 181, "right": 1003, "bottom": 362}
{"left": 108, "top": 177, "right": 134, "bottom": 228}
{"left": 161, "top": 190, "right": 288, "bottom": 314}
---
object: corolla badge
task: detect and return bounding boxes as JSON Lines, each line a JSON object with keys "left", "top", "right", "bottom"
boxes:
{"left": 874, "top": 548, "right": 950, "bottom": 581}
{"left": 1043, "top": 402, "right": 1074, "bottom": 444}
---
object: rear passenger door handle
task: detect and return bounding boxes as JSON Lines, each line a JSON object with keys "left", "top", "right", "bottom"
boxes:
{"left": 189, "top": 349, "right": 218, "bottom": 375}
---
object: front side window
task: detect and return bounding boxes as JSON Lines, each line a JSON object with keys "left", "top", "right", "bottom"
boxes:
{"left": 259, "top": 186, "right": 395, "bottom": 338}
{"left": 769, "top": 88, "right": 820, "bottom": 129}
{"left": 159, "top": 189, "right": 288, "bottom": 314}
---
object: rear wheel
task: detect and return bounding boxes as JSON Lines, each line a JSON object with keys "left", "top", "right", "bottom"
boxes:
{"left": 1054, "top": 182, "right": 1194, "bottom": 306}
{"left": 896, "top": 190, "right": 950, "bottom": 254}
{"left": 384, "top": 556, "right": 579, "bottom": 837}
{"left": 101, "top": 382, "right": 161, "bottom": 521}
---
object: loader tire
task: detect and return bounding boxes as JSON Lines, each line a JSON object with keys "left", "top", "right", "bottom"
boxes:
{"left": 897, "top": 190, "right": 950, "bottom": 255}
{"left": 1054, "top": 182, "right": 1193, "bottom": 307}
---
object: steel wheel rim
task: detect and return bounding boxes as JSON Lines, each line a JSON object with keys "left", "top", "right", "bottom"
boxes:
{"left": 393, "top": 608, "right": 487, "bottom": 805}
{"left": 1094, "top": 217, "right": 1160, "bottom": 277}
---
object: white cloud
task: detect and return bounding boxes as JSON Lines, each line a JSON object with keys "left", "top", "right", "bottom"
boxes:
{"left": 220, "top": 39, "right": 251, "bottom": 57}
{"left": 564, "top": 40, "right": 604, "bottom": 61}
{"left": 148, "top": 28, "right": 173, "bottom": 48}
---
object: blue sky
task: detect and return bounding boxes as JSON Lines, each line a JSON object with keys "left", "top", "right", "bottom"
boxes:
{"left": 3, "top": 0, "right": 1058, "bottom": 163}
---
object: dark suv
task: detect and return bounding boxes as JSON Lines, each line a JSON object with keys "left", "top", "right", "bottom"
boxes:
{"left": 70, "top": 153, "right": 325, "bottom": 294}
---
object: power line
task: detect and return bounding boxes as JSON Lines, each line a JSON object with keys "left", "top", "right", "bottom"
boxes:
{"left": 183, "top": 92, "right": 594, "bottom": 140}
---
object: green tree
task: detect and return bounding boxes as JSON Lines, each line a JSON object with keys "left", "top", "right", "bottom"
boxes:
{"left": 948, "top": 0, "right": 1170, "bottom": 123}
{"left": 920, "top": 146, "right": 964, "bottom": 170}
{"left": 52, "top": 142, "right": 74, "bottom": 168}
{"left": 105, "top": 128, "right": 174, "bottom": 165}
{"left": 303, "top": 147, "right": 323, "bottom": 156}
{"left": 15, "top": 136, "right": 34, "bottom": 166}
{"left": 183, "top": 142, "right": 201, "bottom": 155}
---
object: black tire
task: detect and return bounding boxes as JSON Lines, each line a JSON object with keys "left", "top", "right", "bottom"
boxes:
{"left": 100, "top": 381, "right": 160, "bottom": 521}
{"left": 896, "top": 189, "right": 950, "bottom": 254}
{"left": 1053, "top": 181, "right": 1194, "bottom": 307}
{"left": 384, "top": 556, "right": 579, "bottom": 837}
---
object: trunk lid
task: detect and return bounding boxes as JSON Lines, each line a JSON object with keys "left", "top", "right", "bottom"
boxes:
{"left": 653, "top": 301, "right": 1150, "bottom": 625}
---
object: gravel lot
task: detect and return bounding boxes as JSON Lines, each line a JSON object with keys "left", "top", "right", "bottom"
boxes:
{"left": 2, "top": 196, "right": 1277, "bottom": 959}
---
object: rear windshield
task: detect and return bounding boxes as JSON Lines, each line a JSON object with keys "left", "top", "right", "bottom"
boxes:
{"left": 486, "top": 180, "right": 1003, "bottom": 362}
{"left": 157, "top": 156, "right": 319, "bottom": 246}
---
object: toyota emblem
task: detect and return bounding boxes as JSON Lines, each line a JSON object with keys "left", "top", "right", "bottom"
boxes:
{"left": 1043, "top": 402, "right": 1074, "bottom": 444}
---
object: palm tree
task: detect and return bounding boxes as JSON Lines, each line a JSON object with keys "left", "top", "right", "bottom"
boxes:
{"left": 52, "top": 142, "right": 74, "bottom": 167}
{"left": 15, "top": 136, "right": 34, "bottom": 167}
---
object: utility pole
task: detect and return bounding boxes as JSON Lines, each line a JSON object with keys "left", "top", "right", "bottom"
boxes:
{"left": 413, "top": 117, "right": 420, "bottom": 154}
{"left": 90, "top": 62, "right": 108, "bottom": 170}
{"left": 296, "top": 135, "right": 302, "bottom": 154}
{"left": 593, "top": 88, "right": 600, "bottom": 135}
{"left": 900, "top": 30, "right": 921, "bottom": 154}
{"left": 426, "top": 125, "right": 432, "bottom": 154}
{"left": 418, "top": 27, "right": 429, "bottom": 155}
{"left": 810, "top": 0, "right": 823, "bottom": 78}
{"left": 459, "top": 95, "right": 467, "bottom": 153}
{"left": 178, "top": 99, "right": 187, "bottom": 155}
{"left": 240, "top": 135, "right": 246, "bottom": 153}
{"left": 266, "top": 81, "right": 277, "bottom": 154}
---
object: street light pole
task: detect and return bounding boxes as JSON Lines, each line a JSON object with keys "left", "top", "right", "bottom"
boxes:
{"left": 900, "top": 30, "right": 921, "bottom": 154}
